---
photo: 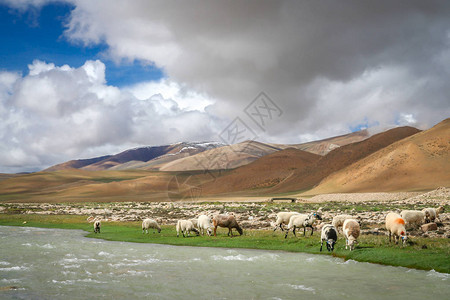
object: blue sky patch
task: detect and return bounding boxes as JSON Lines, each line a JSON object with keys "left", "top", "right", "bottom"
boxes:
{"left": 0, "top": 3, "right": 164, "bottom": 86}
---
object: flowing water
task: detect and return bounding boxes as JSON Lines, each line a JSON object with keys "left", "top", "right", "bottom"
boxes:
{"left": 0, "top": 226, "right": 448, "bottom": 299}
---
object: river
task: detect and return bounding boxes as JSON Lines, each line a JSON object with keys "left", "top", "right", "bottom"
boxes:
{"left": 0, "top": 226, "right": 448, "bottom": 299}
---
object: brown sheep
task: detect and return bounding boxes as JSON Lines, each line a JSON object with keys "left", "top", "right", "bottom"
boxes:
{"left": 213, "top": 214, "right": 243, "bottom": 237}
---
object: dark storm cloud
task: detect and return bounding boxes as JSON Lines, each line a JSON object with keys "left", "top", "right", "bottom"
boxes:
{"left": 1, "top": 0, "right": 449, "bottom": 172}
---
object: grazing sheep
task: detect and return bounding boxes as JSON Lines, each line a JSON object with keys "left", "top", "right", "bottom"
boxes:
{"left": 197, "top": 214, "right": 213, "bottom": 236}
{"left": 176, "top": 220, "right": 199, "bottom": 237}
{"left": 213, "top": 214, "right": 243, "bottom": 237}
{"left": 273, "top": 212, "right": 300, "bottom": 232}
{"left": 343, "top": 219, "right": 360, "bottom": 251}
{"left": 422, "top": 206, "right": 445, "bottom": 223}
{"left": 400, "top": 210, "right": 425, "bottom": 229}
{"left": 188, "top": 218, "right": 199, "bottom": 228}
{"left": 142, "top": 218, "right": 161, "bottom": 234}
{"left": 385, "top": 212, "right": 407, "bottom": 246}
{"left": 284, "top": 212, "right": 322, "bottom": 238}
{"left": 332, "top": 214, "right": 359, "bottom": 233}
{"left": 320, "top": 224, "right": 338, "bottom": 252}
{"left": 93, "top": 219, "right": 101, "bottom": 234}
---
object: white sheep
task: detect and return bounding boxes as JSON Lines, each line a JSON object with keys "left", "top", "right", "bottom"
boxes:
{"left": 284, "top": 212, "right": 322, "bottom": 238}
{"left": 385, "top": 212, "right": 407, "bottom": 246}
{"left": 400, "top": 210, "right": 425, "bottom": 229}
{"left": 273, "top": 212, "right": 300, "bottom": 232}
{"left": 422, "top": 206, "right": 444, "bottom": 223}
{"left": 197, "top": 215, "right": 213, "bottom": 236}
{"left": 343, "top": 219, "right": 360, "bottom": 251}
{"left": 176, "top": 220, "right": 200, "bottom": 237}
{"left": 93, "top": 219, "right": 101, "bottom": 234}
{"left": 332, "top": 214, "right": 359, "bottom": 233}
{"left": 188, "top": 218, "right": 199, "bottom": 228}
{"left": 142, "top": 218, "right": 161, "bottom": 234}
{"left": 320, "top": 224, "right": 338, "bottom": 252}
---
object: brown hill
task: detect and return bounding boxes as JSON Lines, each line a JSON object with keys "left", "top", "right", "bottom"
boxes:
{"left": 309, "top": 119, "right": 450, "bottom": 193}
{"left": 288, "top": 129, "right": 370, "bottom": 156}
{"left": 268, "top": 126, "right": 420, "bottom": 193}
{"left": 200, "top": 148, "right": 321, "bottom": 194}
{"left": 199, "top": 126, "right": 418, "bottom": 195}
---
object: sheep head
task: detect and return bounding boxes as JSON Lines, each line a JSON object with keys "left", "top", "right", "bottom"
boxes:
{"left": 400, "top": 232, "right": 408, "bottom": 246}
{"left": 347, "top": 236, "right": 358, "bottom": 251}
{"left": 236, "top": 227, "right": 243, "bottom": 236}
{"left": 326, "top": 239, "right": 336, "bottom": 252}
{"left": 313, "top": 212, "right": 322, "bottom": 221}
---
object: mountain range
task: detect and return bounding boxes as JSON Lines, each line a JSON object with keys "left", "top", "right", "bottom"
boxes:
{"left": 1, "top": 118, "right": 448, "bottom": 202}
{"left": 44, "top": 129, "right": 370, "bottom": 172}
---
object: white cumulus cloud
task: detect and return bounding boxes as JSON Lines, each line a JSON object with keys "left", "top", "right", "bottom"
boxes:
{"left": 0, "top": 60, "right": 219, "bottom": 172}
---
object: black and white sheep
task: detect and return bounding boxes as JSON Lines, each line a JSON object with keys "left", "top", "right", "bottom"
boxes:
{"left": 142, "top": 218, "right": 161, "bottom": 234}
{"left": 93, "top": 219, "right": 101, "bottom": 234}
{"left": 284, "top": 212, "right": 322, "bottom": 238}
{"left": 320, "top": 224, "right": 338, "bottom": 252}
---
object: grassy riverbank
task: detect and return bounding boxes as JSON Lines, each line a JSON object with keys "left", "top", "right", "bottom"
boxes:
{"left": 1, "top": 214, "right": 448, "bottom": 273}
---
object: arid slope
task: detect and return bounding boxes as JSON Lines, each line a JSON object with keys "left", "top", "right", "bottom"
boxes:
{"left": 200, "top": 148, "right": 321, "bottom": 194}
{"left": 310, "top": 119, "right": 450, "bottom": 193}
{"left": 269, "top": 126, "right": 420, "bottom": 193}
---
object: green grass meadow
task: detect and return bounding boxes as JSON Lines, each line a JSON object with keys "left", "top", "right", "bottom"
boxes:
{"left": 0, "top": 214, "right": 448, "bottom": 273}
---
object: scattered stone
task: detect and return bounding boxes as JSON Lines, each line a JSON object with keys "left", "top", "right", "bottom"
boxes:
{"left": 0, "top": 286, "right": 19, "bottom": 291}
{"left": 421, "top": 223, "right": 438, "bottom": 232}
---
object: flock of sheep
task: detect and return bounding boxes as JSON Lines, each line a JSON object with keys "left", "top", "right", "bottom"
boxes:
{"left": 90, "top": 205, "right": 444, "bottom": 252}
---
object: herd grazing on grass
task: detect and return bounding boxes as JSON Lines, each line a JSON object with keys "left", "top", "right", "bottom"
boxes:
{"left": 87, "top": 204, "right": 444, "bottom": 251}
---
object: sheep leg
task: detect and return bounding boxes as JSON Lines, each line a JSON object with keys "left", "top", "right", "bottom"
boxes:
{"left": 284, "top": 229, "right": 289, "bottom": 239}
{"left": 293, "top": 226, "right": 296, "bottom": 237}
{"left": 310, "top": 226, "right": 314, "bottom": 236}
{"left": 214, "top": 226, "right": 217, "bottom": 237}
{"left": 320, "top": 240, "right": 323, "bottom": 252}
{"left": 303, "top": 227, "right": 306, "bottom": 237}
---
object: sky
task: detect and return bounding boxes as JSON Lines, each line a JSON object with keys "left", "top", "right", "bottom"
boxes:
{"left": 0, "top": 0, "right": 449, "bottom": 173}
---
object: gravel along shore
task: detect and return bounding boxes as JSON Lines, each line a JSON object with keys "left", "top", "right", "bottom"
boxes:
{"left": 1, "top": 187, "right": 449, "bottom": 238}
